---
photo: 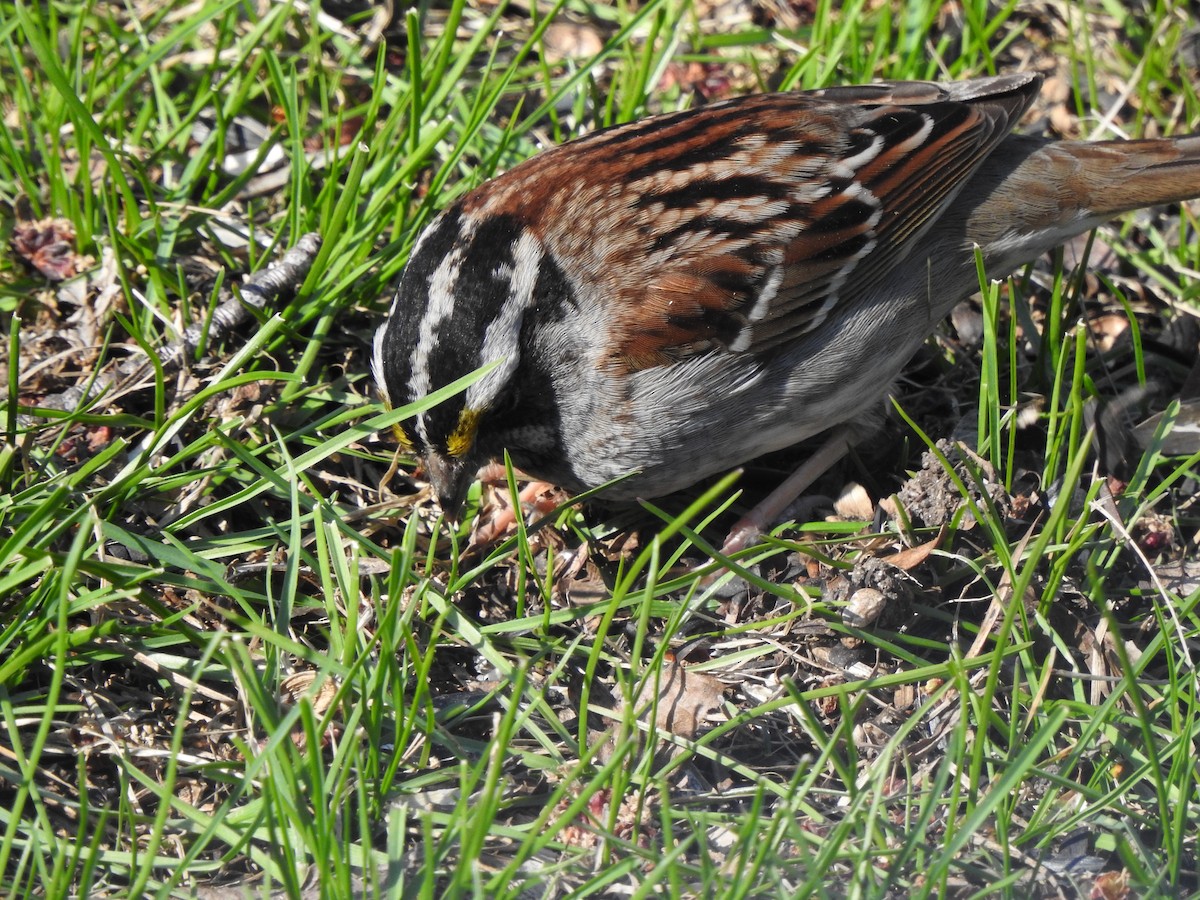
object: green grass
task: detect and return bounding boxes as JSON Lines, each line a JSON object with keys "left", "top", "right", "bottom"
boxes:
{"left": 2, "top": 0, "right": 1200, "bottom": 896}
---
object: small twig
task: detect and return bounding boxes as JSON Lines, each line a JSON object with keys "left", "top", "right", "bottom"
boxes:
{"left": 29, "top": 232, "right": 323, "bottom": 416}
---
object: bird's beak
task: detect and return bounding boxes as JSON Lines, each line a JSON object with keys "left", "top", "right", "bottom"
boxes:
{"left": 422, "top": 452, "right": 474, "bottom": 521}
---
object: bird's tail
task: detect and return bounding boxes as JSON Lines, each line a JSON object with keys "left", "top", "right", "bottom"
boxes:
{"left": 961, "top": 132, "right": 1200, "bottom": 274}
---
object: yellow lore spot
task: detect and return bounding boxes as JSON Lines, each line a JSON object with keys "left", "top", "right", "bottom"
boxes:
{"left": 447, "top": 408, "right": 482, "bottom": 458}
{"left": 392, "top": 424, "right": 415, "bottom": 452}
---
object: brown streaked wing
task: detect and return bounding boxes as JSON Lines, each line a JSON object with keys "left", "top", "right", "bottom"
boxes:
{"left": 596, "top": 75, "right": 1042, "bottom": 367}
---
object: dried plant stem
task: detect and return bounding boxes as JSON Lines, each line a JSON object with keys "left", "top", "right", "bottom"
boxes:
{"left": 31, "top": 232, "right": 323, "bottom": 416}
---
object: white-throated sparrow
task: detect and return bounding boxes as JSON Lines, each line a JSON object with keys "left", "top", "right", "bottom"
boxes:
{"left": 374, "top": 73, "right": 1200, "bottom": 547}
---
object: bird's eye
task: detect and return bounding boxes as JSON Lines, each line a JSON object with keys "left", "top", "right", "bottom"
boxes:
{"left": 446, "top": 408, "right": 483, "bottom": 458}
{"left": 393, "top": 424, "right": 416, "bottom": 452}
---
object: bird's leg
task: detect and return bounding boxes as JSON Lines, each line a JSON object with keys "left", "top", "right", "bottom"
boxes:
{"left": 720, "top": 427, "right": 856, "bottom": 556}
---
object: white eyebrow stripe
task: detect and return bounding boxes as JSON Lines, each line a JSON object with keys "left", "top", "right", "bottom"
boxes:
{"left": 374, "top": 221, "right": 448, "bottom": 408}
{"left": 466, "top": 231, "right": 543, "bottom": 412}
{"left": 371, "top": 320, "right": 389, "bottom": 402}
{"left": 410, "top": 242, "right": 466, "bottom": 445}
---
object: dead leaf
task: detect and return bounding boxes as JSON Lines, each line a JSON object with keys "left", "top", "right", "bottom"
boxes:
{"left": 652, "top": 658, "right": 725, "bottom": 739}
{"left": 843, "top": 588, "right": 886, "bottom": 628}
{"left": 12, "top": 218, "right": 81, "bottom": 281}
{"left": 1088, "top": 313, "right": 1129, "bottom": 352}
{"left": 1090, "top": 869, "right": 1130, "bottom": 900}
{"left": 279, "top": 670, "right": 338, "bottom": 716}
{"left": 834, "top": 482, "right": 874, "bottom": 519}
{"left": 541, "top": 21, "right": 603, "bottom": 62}
{"left": 884, "top": 525, "right": 946, "bottom": 571}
